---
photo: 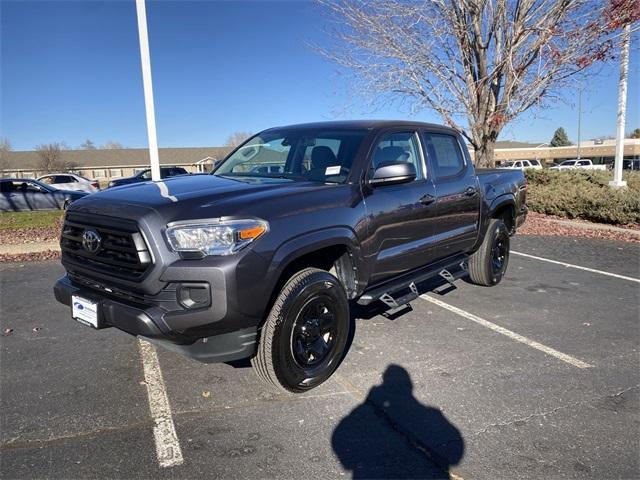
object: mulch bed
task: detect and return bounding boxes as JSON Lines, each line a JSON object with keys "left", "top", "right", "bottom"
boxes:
{"left": 0, "top": 250, "right": 61, "bottom": 263}
{"left": 0, "top": 216, "right": 64, "bottom": 245}
{"left": 519, "top": 212, "right": 640, "bottom": 244}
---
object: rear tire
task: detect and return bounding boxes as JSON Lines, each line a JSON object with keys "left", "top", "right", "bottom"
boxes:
{"left": 251, "top": 268, "right": 350, "bottom": 393}
{"left": 468, "top": 218, "right": 510, "bottom": 286}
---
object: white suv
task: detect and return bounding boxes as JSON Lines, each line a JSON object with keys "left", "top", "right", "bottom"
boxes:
{"left": 37, "top": 173, "right": 100, "bottom": 193}
{"left": 497, "top": 159, "right": 543, "bottom": 170}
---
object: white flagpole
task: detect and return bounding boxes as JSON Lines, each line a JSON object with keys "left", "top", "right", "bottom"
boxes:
{"left": 135, "top": 0, "right": 161, "bottom": 182}
{"left": 610, "top": 24, "right": 630, "bottom": 189}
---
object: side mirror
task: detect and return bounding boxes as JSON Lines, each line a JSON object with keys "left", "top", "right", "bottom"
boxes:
{"left": 369, "top": 162, "right": 416, "bottom": 186}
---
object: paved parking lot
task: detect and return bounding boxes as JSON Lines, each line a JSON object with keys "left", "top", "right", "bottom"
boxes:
{"left": 1, "top": 235, "right": 638, "bottom": 479}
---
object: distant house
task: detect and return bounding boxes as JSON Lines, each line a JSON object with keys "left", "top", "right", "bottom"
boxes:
{"left": 2, "top": 146, "right": 232, "bottom": 180}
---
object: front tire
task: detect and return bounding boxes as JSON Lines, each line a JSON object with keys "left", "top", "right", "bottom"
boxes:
{"left": 468, "top": 218, "right": 510, "bottom": 286}
{"left": 251, "top": 268, "right": 350, "bottom": 393}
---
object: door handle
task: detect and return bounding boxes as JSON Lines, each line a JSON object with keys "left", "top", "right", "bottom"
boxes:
{"left": 419, "top": 193, "right": 436, "bottom": 205}
{"left": 464, "top": 187, "right": 478, "bottom": 197}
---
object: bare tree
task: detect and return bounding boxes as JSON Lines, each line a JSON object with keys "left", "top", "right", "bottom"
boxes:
{"left": 319, "top": 0, "right": 639, "bottom": 166}
{"left": 225, "top": 131, "right": 253, "bottom": 148}
{"left": 0, "top": 138, "right": 11, "bottom": 176}
{"left": 35, "top": 142, "right": 69, "bottom": 173}
{"left": 80, "top": 138, "right": 97, "bottom": 150}
{"left": 101, "top": 141, "right": 125, "bottom": 149}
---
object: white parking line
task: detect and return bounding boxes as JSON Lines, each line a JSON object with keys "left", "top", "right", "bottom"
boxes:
{"left": 138, "top": 339, "right": 184, "bottom": 468}
{"left": 420, "top": 295, "right": 593, "bottom": 369}
{"left": 511, "top": 250, "right": 640, "bottom": 284}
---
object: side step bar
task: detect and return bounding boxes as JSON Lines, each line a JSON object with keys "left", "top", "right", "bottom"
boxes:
{"left": 357, "top": 254, "right": 469, "bottom": 307}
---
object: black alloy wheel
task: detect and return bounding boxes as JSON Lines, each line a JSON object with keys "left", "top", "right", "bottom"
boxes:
{"left": 292, "top": 296, "right": 337, "bottom": 367}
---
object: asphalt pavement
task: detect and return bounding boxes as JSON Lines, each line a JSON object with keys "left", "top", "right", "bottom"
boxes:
{"left": 1, "top": 235, "right": 638, "bottom": 479}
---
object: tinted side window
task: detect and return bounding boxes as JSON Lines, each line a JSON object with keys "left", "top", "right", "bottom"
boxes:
{"left": 423, "top": 133, "right": 465, "bottom": 178}
{"left": 371, "top": 132, "right": 423, "bottom": 180}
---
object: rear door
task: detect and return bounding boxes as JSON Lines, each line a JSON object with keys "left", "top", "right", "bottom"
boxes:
{"left": 421, "top": 131, "right": 480, "bottom": 260}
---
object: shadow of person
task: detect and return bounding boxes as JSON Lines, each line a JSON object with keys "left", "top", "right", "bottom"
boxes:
{"left": 332, "top": 365, "right": 464, "bottom": 479}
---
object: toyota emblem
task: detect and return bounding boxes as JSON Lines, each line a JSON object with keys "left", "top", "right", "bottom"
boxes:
{"left": 82, "top": 230, "right": 101, "bottom": 254}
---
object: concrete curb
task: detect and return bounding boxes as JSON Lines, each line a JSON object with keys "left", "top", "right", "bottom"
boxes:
{"left": 0, "top": 241, "right": 60, "bottom": 255}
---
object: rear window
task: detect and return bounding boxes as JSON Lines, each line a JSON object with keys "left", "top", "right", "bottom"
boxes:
{"left": 423, "top": 133, "right": 465, "bottom": 178}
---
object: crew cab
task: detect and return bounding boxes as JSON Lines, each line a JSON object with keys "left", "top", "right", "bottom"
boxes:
{"left": 53, "top": 121, "right": 527, "bottom": 392}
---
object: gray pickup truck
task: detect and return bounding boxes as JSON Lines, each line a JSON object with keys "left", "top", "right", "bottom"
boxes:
{"left": 54, "top": 121, "right": 527, "bottom": 392}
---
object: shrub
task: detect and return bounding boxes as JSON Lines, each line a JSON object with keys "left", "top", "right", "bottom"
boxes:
{"left": 524, "top": 170, "right": 640, "bottom": 225}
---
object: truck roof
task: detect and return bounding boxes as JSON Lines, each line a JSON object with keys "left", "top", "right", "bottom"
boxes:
{"left": 264, "top": 120, "right": 456, "bottom": 133}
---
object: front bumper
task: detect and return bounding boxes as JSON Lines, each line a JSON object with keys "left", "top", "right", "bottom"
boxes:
{"left": 54, "top": 275, "right": 258, "bottom": 363}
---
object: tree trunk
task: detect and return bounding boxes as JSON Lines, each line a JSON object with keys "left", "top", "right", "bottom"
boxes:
{"left": 473, "top": 137, "right": 497, "bottom": 168}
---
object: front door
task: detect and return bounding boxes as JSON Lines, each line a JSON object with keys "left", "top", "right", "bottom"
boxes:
{"left": 363, "top": 130, "right": 439, "bottom": 284}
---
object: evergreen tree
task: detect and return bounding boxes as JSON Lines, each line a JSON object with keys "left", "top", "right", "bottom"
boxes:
{"left": 550, "top": 128, "right": 572, "bottom": 147}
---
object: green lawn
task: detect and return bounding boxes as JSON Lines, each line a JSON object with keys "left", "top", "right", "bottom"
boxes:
{"left": 0, "top": 210, "right": 64, "bottom": 230}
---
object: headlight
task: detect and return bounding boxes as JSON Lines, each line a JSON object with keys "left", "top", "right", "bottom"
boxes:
{"left": 165, "top": 219, "right": 268, "bottom": 256}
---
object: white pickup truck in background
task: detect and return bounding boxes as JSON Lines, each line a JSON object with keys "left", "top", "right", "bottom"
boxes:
{"left": 549, "top": 159, "right": 607, "bottom": 171}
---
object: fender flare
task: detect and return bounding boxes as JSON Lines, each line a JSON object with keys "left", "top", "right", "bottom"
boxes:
{"left": 489, "top": 193, "right": 516, "bottom": 219}
{"left": 472, "top": 194, "right": 517, "bottom": 252}
{"left": 267, "top": 226, "right": 365, "bottom": 296}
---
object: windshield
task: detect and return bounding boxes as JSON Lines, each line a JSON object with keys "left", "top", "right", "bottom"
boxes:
{"left": 501, "top": 162, "right": 514, "bottom": 167}
{"left": 560, "top": 160, "right": 577, "bottom": 166}
{"left": 214, "top": 129, "right": 368, "bottom": 184}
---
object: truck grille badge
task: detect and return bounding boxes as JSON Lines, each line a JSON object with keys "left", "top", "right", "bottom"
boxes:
{"left": 82, "top": 230, "right": 101, "bottom": 254}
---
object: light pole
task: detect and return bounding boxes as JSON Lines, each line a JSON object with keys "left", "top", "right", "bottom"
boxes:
{"left": 610, "top": 24, "right": 630, "bottom": 189}
{"left": 135, "top": 0, "right": 161, "bottom": 182}
{"left": 576, "top": 85, "right": 582, "bottom": 160}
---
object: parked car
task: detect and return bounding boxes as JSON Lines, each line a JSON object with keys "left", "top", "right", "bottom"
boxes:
{"left": 108, "top": 167, "right": 189, "bottom": 188}
{"left": 549, "top": 159, "right": 607, "bottom": 171}
{"left": 1, "top": 178, "right": 88, "bottom": 212}
{"left": 38, "top": 173, "right": 100, "bottom": 193}
{"left": 54, "top": 120, "right": 527, "bottom": 393}
{"left": 497, "top": 159, "right": 543, "bottom": 170}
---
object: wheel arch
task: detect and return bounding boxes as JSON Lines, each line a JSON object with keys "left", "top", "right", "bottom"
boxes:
{"left": 267, "top": 227, "right": 364, "bottom": 304}
{"left": 489, "top": 195, "right": 516, "bottom": 234}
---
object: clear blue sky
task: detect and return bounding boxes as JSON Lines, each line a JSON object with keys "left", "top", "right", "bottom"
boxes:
{"left": 1, "top": 0, "right": 638, "bottom": 151}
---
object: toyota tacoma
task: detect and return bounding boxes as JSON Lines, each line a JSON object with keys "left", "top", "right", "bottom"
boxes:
{"left": 54, "top": 121, "right": 527, "bottom": 392}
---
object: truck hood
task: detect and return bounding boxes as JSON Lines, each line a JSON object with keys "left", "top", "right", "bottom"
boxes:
{"left": 69, "top": 174, "right": 330, "bottom": 223}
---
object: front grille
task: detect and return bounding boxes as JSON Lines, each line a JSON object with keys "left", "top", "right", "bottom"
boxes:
{"left": 61, "top": 213, "right": 152, "bottom": 280}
